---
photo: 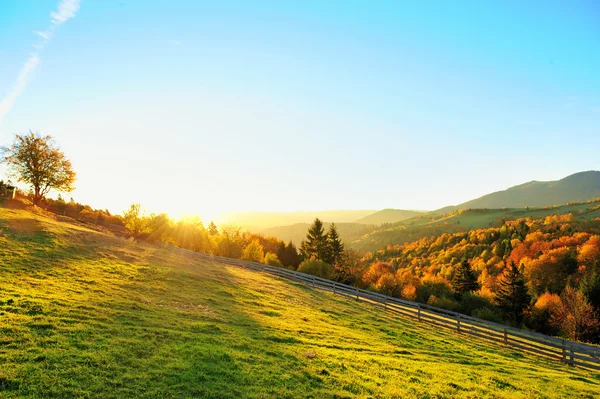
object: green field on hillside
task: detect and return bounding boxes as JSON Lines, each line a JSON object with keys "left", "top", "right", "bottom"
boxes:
{"left": 1, "top": 208, "right": 599, "bottom": 398}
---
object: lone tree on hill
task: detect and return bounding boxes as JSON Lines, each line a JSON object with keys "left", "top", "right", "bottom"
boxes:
{"left": 495, "top": 261, "right": 532, "bottom": 325}
{"left": 1, "top": 132, "right": 75, "bottom": 204}
{"left": 300, "top": 218, "right": 331, "bottom": 263}
{"left": 328, "top": 223, "right": 344, "bottom": 265}
{"left": 453, "top": 258, "right": 479, "bottom": 298}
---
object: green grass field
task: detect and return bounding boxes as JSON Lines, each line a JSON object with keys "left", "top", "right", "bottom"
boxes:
{"left": 1, "top": 208, "right": 599, "bottom": 398}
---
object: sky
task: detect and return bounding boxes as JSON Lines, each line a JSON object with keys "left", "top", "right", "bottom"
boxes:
{"left": 1, "top": 0, "right": 599, "bottom": 222}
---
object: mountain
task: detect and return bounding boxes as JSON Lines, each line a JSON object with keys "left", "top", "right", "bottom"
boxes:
{"left": 354, "top": 209, "right": 424, "bottom": 225}
{"left": 438, "top": 171, "right": 600, "bottom": 212}
{"left": 218, "top": 210, "right": 376, "bottom": 230}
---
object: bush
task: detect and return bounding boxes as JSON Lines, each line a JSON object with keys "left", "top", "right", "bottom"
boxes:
{"left": 417, "top": 275, "right": 453, "bottom": 303}
{"left": 264, "top": 252, "right": 283, "bottom": 268}
{"left": 297, "top": 259, "right": 334, "bottom": 279}
{"left": 460, "top": 292, "right": 495, "bottom": 315}
{"left": 427, "top": 295, "right": 460, "bottom": 311}
{"left": 472, "top": 307, "right": 503, "bottom": 323}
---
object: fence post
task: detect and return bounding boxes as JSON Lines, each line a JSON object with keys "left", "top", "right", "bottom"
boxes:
{"left": 384, "top": 298, "right": 387, "bottom": 310}
{"left": 312, "top": 276, "right": 316, "bottom": 288}
{"left": 457, "top": 314, "right": 461, "bottom": 333}
{"left": 417, "top": 304, "right": 421, "bottom": 321}
{"left": 356, "top": 287, "right": 359, "bottom": 300}
{"left": 569, "top": 345, "right": 574, "bottom": 366}
{"left": 333, "top": 283, "right": 336, "bottom": 295}
{"left": 561, "top": 339, "right": 566, "bottom": 363}
{"left": 503, "top": 328, "right": 508, "bottom": 345}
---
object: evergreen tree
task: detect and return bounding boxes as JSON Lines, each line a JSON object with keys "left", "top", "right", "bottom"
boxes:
{"left": 327, "top": 223, "right": 344, "bottom": 265}
{"left": 453, "top": 258, "right": 479, "bottom": 298}
{"left": 300, "top": 218, "right": 330, "bottom": 263}
{"left": 208, "top": 221, "right": 218, "bottom": 236}
{"left": 495, "top": 262, "right": 532, "bottom": 325}
{"left": 276, "top": 241, "right": 287, "bottom": 264}
{"left": 285, "top": 241, "right": 301, "bottom": 269}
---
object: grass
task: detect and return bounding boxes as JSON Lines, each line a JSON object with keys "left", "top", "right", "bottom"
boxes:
{"left": 1, "top": 208, "right": 599, "bottom": 398}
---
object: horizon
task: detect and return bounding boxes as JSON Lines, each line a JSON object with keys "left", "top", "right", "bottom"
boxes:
{"left": 1, "top": 1, "right": 599, "bottom": 221}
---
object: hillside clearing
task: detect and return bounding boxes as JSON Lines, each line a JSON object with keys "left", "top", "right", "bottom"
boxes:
{"left": 0, "top": 209, "right": 599, "bottom": 398}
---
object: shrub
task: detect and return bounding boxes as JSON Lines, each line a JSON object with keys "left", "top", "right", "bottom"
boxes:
{"left": 427, "top": 295, "right": 460, "bottom": 311}
{"left": 472, "top": 307, "right": 503, "bottom": 323}
{"left": 264, "top": 252, "right": 283, "bottom": 268}
{"left": 460, "top": 292, "right": 495, "bottom": 315}
{"left": 242, "top": 240, "right": 264, "bottom": 263}
{"left": 297, "top": 259, "right": 334, "bottom": 279}
{"left": 417, "top": 274, "right": 453, "bottom": 303}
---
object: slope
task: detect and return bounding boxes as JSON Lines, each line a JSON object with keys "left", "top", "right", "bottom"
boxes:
{"left": 439, "top": 170, "right": 600, "bottom": 212}
{"left": 352, "top": 199, "right": 600, "bottom": 251}
{"left": 354, "top": 208, "right": 424, "bottom": 225}
{"left": 0, "top": 208, "right": 599, "bottom": 398}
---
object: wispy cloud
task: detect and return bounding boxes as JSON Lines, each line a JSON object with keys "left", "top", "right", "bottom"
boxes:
{"left": 0, "top": 0, "right": 82, "bottom": 123}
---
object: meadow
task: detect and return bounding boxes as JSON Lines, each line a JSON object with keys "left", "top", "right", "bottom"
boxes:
{"left": 1, "top": 208, "right": 599, "bottom": 398}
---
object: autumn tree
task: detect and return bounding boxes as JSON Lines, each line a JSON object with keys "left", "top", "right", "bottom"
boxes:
{"left": 242, "top": 240, "right": 264, "bottom": 263}
{"left": 300, "top": 218, "right": 331, "bottom": 263}
{"left": 495, "top": 262, "right": 531, "bottom": 325}
{"left": 1, "top": 132, "right": 76, "bottom": 204}
{"left": 327, "top": 223, "right": 344, "bottom": 265}
{"left": 550, "top": 286, "right": 600, "bottom": 342}
{"left": 123, "top": 204, "right": 147, "bottom": 237}
{"left": 208, "top": 221, "right": 218, "bottom": 236}
{"left": 453, "top": 258, "right": 479, "bottom": 298}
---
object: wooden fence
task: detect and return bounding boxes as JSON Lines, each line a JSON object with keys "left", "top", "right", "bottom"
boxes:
{"left": 180, "top": 249, "right": 600, "bottom": 371}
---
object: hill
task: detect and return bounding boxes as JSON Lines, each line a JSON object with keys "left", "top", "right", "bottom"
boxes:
{"left": 218, "top": 210, "right": 376, "bottom": 230}
{"left": 1, "top": 208, "right": 598, "bottom": 398}
{"left": 354, "top": 209, "right": 424, "bottom": 225}
{"left": 351, "top": 199, "right": 600, "bottom": 251}
{"left": 439, "top": 171, "right": 600, "bottom": 212}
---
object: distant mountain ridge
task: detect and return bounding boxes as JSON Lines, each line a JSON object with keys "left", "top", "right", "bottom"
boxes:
{"left": 354, "top": 209, "right": 424, "bottom": 225}
{"left": 437, "top": 171, "right": 600, "bottom": 213}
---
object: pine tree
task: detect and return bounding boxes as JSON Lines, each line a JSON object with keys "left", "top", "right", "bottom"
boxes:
{"left": 285, "top": 241, "right": 300, "bottom": 269}
{"left": 495, "top": 262, "right": 532, "bottom": 325}
{"left": 327, "top": 223, "right": 344, "bottom": 265}
{"left": 300, "top": 218, "right": 330, "bottom": 263}
{"left": 208, "top": 221, "right": 218, "bottom": 236}
{"left": 453, "top": 258, "right": 479, "bottom": 298}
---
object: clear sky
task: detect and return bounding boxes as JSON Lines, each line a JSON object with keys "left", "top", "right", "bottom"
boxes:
{"left": 1, "top": 0, "right": 599, "bottom": 222}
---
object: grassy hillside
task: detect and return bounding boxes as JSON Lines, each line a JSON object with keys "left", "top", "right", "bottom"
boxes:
{"left": 354, "top": 209, "right": 424, "bottom": 225}
{"left": 352, "top": 199, "right": 600, "bottom": 251}
{"left": 1, "top": 209, "right": 599, "bottom": 398}
{"left": 439, "top": 171, "right": 600, "bottom": 212}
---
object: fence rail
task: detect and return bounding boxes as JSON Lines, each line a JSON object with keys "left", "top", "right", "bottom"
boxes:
{"left": 176, "top": 248, "right": 600, "bottom": 371}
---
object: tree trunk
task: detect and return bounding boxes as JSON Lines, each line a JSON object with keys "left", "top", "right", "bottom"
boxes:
{"left": 34, "top": 186, "right": 41, "bottom": 204}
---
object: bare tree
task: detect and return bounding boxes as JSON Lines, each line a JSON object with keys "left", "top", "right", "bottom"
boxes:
{"left": 1, "top": 132, "right": 76, "bottom": 204}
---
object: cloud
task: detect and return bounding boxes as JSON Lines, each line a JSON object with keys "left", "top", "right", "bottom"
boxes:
{"left": 0, "top": 0, "right": 81, "bottom": 123}
{"left": 0, "top": 55, "right": 40, "bottom": 121}
{"left": 51, "top": 0, "right": 81, "bottom": 25}
{"left": 34, "top": 30, "right": 53, "bottom": 40}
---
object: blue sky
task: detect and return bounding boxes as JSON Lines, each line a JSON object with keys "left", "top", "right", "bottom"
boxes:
{"left": 1, "top": 0, "right": 599, "bottom": 221}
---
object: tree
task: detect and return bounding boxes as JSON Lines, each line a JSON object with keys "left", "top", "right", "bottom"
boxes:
{"left": 1, "top": 132, "right": 76, "bottom": 204}
{"left": 495, "top": 262, "right": 531, "bottom": 325}
{"left": 208, "top": 221, "right": 218, "bottom": 236}
{"left": 327, "top": 223, "right": 344, "bottom": 265}
{"left": 123, "top": 204, "right": 147, "bottom": 237}
{"left": 300, "top": 218, "right": 331, "bottom": 263}
{"left": 242, "top": 240, "right": 264, "bottom": 263}
{"left": 453, "top": 258, "right": 479, "bottom": 298}
{"left": 550, "top": 286, "right": 600, "bottom": 342}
